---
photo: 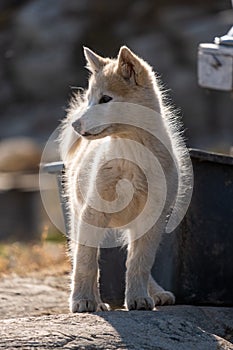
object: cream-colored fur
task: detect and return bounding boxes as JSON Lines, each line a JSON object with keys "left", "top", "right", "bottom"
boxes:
{"left": 59, "top": 46, "right": 185, "bottom": 312}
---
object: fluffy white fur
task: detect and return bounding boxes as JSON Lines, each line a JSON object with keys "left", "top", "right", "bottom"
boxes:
{"left": 59, "top": 46, "right": 190, "bottom": 312}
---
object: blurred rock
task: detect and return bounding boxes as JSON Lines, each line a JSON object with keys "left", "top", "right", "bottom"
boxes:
{"left": 0, "top": 137, "right": 41, "bottom": 172}
{"left": 0, "top": 102, "right": 65, "bottom": 141}
{"left": 0, "top": 0, "right": 231, "bottom": 150}
{"left": 0, "top": 76, "right": 14, "bottom": 107}
{"left": 167, "top": 67, "right": 208, "bottom": 145}
{"left": 126, "top": 33, "right": 174, "bottom": 74}
{"left": 159, "top": 7, "right": 233, "bottom": 65}
{"left": 12, "top": 0, "right": 88, "bottom": 99}
{"left": 0, "top": 0, "right": 27, "bottom": 12}
{"left": 183, "top": 11, "right": 233, "bottom": 64}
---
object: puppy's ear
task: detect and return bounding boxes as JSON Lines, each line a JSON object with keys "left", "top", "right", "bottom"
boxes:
{"left": 83, "top": 47, "right": 106, "bottom": 73}
{"left": 117, "top": 46, "right": 148, "bottom": 85}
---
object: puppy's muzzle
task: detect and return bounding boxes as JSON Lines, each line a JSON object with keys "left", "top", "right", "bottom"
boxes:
{"left": 72, "top": 119, "right": 108, "bottom": 137}
{"left": 72, "top": 119, "right": 90, "bottom": 136}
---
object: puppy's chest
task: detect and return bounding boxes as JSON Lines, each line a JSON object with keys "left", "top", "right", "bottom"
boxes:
{"left": 79, "top": 139, "right": 150, "bottom": 194}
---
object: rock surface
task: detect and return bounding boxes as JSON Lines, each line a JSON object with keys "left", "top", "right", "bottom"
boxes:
{"left": 1, "top": 273, "right": 233, "bottom": 349}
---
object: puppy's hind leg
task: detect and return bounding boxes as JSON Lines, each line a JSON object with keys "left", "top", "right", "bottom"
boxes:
{"left": 148, "top": 274, "right": 175, "bottom": 306}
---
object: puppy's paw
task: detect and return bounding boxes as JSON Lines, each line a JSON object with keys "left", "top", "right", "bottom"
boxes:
{"left": 152, "top": 291, "right": 175, "bottom": 306}
{"left": 127, "top": 296, "right": 154, "bottom": 311}
{"left": 70, "top": 298, "right": 97, "bottom": 313}
{"left": 70, "top": 298, "right": 109, "bottom": 313}
{"left": 96, "top": 302, "right": 109, "bottom": 312}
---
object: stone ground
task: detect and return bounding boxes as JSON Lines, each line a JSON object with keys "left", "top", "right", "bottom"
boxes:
{"left": 0, "top": 272, "right": 233, "bottom": 349}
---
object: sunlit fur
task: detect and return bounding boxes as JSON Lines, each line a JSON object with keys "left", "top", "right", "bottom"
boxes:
{"left": 59, "top": 46, "right": 189, "bottom": 312}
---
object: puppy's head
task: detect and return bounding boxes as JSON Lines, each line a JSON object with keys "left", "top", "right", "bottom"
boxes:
{"left": 84, "top": 46, "right": 160, "bottom": 108}
{"left": 72, "top": 46, "right": 161, "bottom": 139}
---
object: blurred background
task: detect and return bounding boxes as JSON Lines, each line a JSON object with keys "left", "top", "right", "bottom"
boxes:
{"left": 0, "top": 0, "right": 232, "bottom": 149}
{"left": 0, "top": 0, "right": 232, "bottom": 273}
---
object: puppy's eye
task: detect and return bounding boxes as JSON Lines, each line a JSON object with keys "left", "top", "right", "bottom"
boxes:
{"left": 99, "top": 95, "right": 112, "bottom": 104}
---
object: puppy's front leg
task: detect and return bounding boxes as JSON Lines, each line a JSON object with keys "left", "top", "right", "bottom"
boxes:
{"left": 70, "top": 243, "right": 108, "bottom": 312}
{"left": 126, "top": 229, "right": 161, "bottom": 310}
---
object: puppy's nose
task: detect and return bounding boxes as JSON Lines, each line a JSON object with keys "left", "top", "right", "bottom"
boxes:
{"left": 72, "top": 119, "right": 82, "bottom": 134}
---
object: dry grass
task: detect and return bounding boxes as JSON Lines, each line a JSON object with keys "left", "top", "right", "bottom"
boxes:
{"left": 0, "top": 227, "right": 70, "bottom": 277}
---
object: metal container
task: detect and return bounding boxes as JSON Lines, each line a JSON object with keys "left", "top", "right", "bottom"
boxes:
{"left": 153, "top": 149, "right": 233, "bottom": 305}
